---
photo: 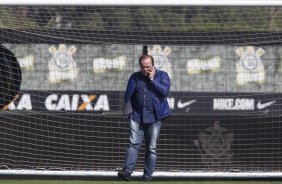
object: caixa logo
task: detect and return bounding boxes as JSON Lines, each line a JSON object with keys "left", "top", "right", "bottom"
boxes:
{"left": 7, "top": 93, "right": 110, "bottom": 111}
{"left": 7, "top": 94, "right": 31, "bottom": 110}
{"left": 45, "top": 94, "right": 110, "bottom": 111}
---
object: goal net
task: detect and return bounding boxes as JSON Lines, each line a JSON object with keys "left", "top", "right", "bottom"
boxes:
{"left": 0, "top": 3, "right": 282, "bottom": 178}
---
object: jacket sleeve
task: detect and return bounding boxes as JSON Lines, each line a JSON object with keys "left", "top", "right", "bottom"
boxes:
{"left": 123, "top": 73, "right": 136, "bottom": 116}
{"left": 150, "top": 71, "right": 170, "bottom": 97}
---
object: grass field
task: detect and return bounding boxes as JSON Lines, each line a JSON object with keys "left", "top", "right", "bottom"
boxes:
{"left": 0, "top": 180, "right": 282, "bottom": 184}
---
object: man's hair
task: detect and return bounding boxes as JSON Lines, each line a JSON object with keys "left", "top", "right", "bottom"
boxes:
{"left": 139, "top": 55, "right": 154, "bottom": 66}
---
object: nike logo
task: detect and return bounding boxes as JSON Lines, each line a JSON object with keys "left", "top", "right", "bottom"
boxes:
{"left": 177, "top": 99, "right": 197, "bottom": 109}
{"left": 257, "top": 100, "right": 276, "bottom": 110}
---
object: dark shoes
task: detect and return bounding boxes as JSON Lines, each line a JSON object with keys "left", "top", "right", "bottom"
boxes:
{"left": 142, "top": 176, "right": 152, "bottom": 182}
{"left": 118, "top": 169, "right": 152, "bottom": 182}
{"left": 117, "top": 169, "right": 131, "bottom": 181}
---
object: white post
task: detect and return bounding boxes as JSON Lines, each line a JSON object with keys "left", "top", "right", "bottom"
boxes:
{"left": 1, "top": 0, "right": 282, "bottom": 6}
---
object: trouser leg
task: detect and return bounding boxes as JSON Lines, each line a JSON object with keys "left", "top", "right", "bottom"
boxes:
{"left": 143, "top": 120, "right": 162, "bottom": 178}
{"left": 123, "top": 118, "right": 144, "bottom": 174}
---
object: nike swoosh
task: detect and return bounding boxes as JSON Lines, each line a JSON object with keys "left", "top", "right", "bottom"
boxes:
{"left": 177, "top": 99, "right": 197, "bottom": 109}
{"left": 257, "top": 100, "right": 276, "bottom": 110}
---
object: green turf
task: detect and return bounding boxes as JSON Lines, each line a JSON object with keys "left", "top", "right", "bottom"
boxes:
{"left": 0, "top": 181, "right": 282, "bottom": 184}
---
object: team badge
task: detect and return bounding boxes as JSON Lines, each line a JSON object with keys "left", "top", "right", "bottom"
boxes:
{"left": 194, "top": 121, "right": 234, "bottom": 166}
{"left": 48, "top": 44, "right": 78, "bottom": 84}
{"left": 148, "top": 45, "right": 173, "bottom": 79}
{"left": 236, "top": 46, "right": 265, "bottom": 86}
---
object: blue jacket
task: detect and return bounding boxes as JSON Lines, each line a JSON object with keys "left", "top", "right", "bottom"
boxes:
{"left": 123, "top": 69, "right": 171, "bottom": 120}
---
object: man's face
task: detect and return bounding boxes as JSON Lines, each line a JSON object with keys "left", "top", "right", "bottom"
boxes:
{"left": 140, "top": 57, "right": 153, "bottom": 76}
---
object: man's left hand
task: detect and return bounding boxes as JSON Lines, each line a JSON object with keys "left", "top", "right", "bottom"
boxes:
{"left": 149, "top": 66, "right": 155, "bottom": 80}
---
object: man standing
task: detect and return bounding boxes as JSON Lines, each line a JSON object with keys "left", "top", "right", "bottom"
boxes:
{"left": 118, "top": 55, "right": 171, "bottom": 182}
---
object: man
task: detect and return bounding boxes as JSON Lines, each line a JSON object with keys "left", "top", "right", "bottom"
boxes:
{"left": 118, "top": 54, "right": 171, "bottom": 182}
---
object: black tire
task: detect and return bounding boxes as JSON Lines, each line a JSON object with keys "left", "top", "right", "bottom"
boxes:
{"left": 0, "top": 45, "right": 22, "bottom": 109}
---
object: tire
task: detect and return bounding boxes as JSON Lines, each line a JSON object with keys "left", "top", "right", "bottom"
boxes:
{"left": 0, "top": 45, "right": 22, "bottom": 109}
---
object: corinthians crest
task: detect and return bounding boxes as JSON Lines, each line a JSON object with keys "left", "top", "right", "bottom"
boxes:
{"left": 236, "top": 46, "right": 265, "bottom": 86}
{"left": 148, "top": 45, "right": 173, "bottom": 79}
{"left": 194, "top": 121, "right": 234, "bottom": 166}
{"left": 48, "top": 44, "right": 78, "bottom": 84}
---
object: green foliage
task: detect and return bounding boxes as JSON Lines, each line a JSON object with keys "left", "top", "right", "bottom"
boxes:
{"left": 1, "top": 6, "right": 282, "bottom": 31}
{"left": 102, "top": 8, "right": 133, "bottom": 31}
{"left": 0, "top": 7, "right": 40, "bottom": 29}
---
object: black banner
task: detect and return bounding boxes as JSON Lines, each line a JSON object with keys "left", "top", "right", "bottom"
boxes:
{"left": 7, "top": 90, "right": 282, "bottom": 116}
